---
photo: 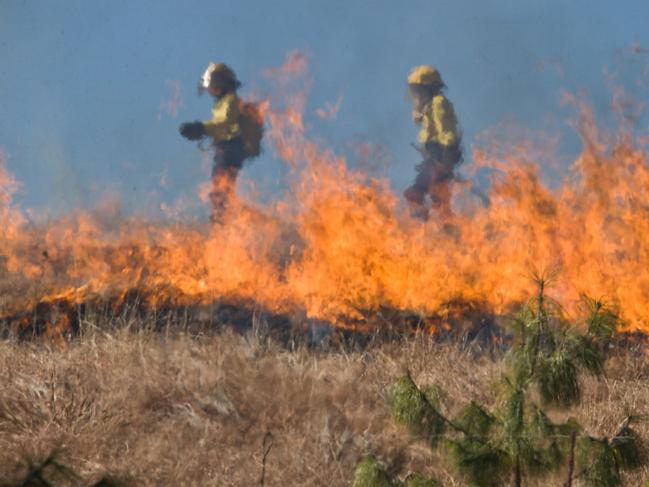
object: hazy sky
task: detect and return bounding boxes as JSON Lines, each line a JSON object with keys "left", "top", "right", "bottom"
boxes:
{"left": 1, "top": 0, "right": 648, "bottom": 216}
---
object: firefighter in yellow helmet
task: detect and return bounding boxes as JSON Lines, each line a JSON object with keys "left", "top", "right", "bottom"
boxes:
{"left": 179, "top": 62, "right": 263, "bottom": 221}
{"left": 404, "top": 65, "right": 462, "bottom": 219}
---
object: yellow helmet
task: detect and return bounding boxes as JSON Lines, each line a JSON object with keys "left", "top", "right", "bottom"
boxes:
{"left": 408, "top": 65, "right": 443, "bottom": 86}
{"left": 201, "top": 62, "right": 241, "bottom": 93}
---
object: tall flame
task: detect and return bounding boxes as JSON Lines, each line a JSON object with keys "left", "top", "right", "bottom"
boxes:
{"left": 2, "top": 55, "right": 649, "bottom": 333}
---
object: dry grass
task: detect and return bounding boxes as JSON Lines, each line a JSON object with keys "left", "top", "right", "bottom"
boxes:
{"left": 0, "top": 325, "right": 648, "bottom": 486}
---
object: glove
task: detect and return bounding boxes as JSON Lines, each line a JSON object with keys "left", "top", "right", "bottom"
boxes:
{"left": 179, "top": 121, "right": 206, "bottom": 141}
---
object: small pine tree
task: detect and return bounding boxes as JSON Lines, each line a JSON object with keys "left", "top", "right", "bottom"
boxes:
{"left": 353, "top": 277, "right": 644, "bottom": 486}
{"left": 402, "top": 472, "right": 439, "bottom": 487}
{"left": 1, "top": 453, "right": 124, "bottom": 487}
{"left": 352, "top": 457, "right": 395, "bottom": 487}
{"left": 351, "top": 456, "right": 439, "bottom": 487}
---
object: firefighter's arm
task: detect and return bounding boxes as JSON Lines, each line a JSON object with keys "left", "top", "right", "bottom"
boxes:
{"left": 203, "top": 94, "right": 240, "bottom": 142}
{"left": 432, "top": 96, "right": 459, "bottom": 147}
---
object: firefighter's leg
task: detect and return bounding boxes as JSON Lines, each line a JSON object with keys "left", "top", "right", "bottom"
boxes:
{"left": 209, "top": 147, "right": 236, "bottom": 222}
{"left": 404, "top": 167, "right": 432, "bottom": 220}
{"left": 429, "top": 144, "right": 461, "bottom": 219}
{"left": 209, "top": 139, "right": 247, "bottom": 223}
{"left": 404, "top": 163, "right": 431, "bottom": 206}
{"left": 404, "top": 146, "right": 437, "bottom": 219}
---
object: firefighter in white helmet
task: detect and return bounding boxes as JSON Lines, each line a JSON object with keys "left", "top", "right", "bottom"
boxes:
{"left": 180, "top": 62, "right": 263, "bottom": 221}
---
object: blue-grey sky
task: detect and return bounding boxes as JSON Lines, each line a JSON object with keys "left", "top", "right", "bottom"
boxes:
{"left": 1, "top": 0, "right": 648, "bottom": 216}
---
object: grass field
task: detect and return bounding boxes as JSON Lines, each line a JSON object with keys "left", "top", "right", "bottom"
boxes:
{"left": 1, "top": 321, "right": 648, "bottom": 486}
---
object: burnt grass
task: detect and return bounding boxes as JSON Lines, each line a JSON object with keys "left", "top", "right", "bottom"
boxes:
{"left": 0, "top": 289, "right": 508, "bottom": 349}
{"left": 0, "top": 297, "right": 648, "bottom": 486}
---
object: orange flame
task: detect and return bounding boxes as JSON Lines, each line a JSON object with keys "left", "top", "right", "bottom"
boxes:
{"left": 2, "top": 56, "right": 649, "bottom": 333}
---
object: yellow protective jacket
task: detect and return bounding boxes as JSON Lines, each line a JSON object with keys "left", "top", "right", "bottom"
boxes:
{"left": 203, "top": 93, "right": 242, "bottom": 143}
{"left": 416, "top": 95, "right": 459, "bottom": 147}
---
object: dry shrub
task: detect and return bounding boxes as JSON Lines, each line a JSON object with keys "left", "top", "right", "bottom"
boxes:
{"left": 0, "top": 329, "right": 647, "bottom": 486}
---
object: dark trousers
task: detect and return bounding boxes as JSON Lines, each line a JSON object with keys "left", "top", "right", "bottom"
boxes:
{"left": 210, "top": 137, "right": 247, "bottom": 222}
{"left": 404, "top": 143, "right": 462, "bottom": 217}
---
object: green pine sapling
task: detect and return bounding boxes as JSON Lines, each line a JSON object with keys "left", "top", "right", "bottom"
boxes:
{"left": 352, "top": 277, "right": 644, "bottom": 486}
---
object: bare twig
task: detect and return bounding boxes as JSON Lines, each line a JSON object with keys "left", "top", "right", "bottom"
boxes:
{"left": 260, "top": 431, "right": 274, "bottom": 486}
{"left": 565, "top": 430, "right": 577, "bottom": 487}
